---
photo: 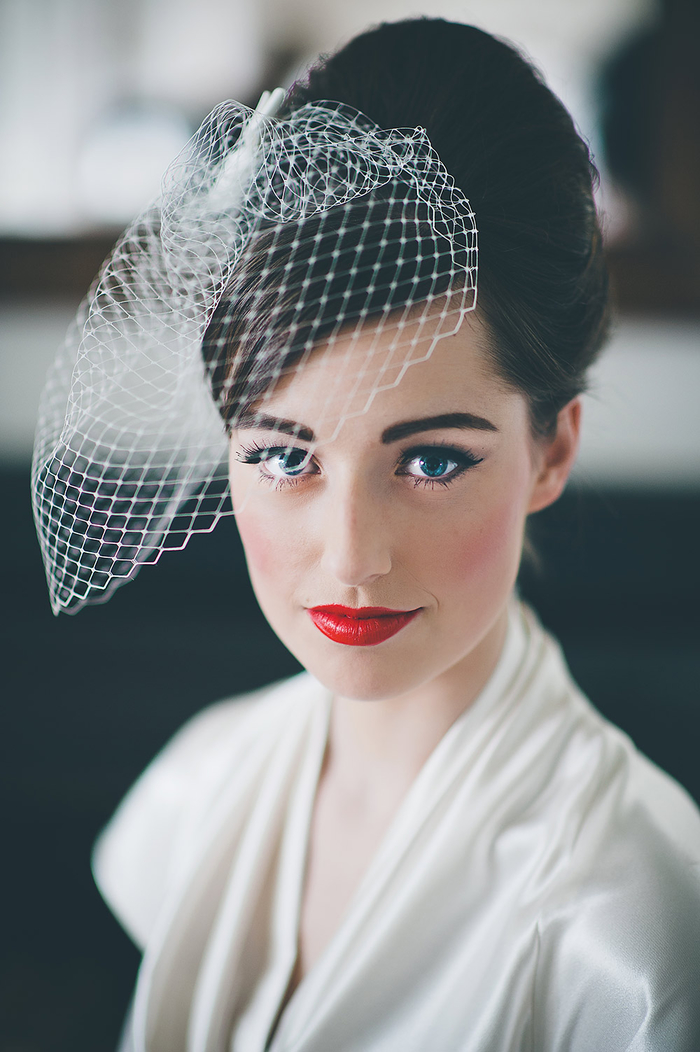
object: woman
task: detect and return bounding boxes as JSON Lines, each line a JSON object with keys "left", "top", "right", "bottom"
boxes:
{"left": 32, "top": 18, "right": 700, "bottom": 1052}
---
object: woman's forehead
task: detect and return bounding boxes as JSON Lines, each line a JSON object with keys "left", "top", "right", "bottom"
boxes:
{"left": 247, "top": 314, "right": 520, "bottom": 442}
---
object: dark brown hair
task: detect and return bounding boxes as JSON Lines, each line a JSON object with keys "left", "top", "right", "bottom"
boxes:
{"left": 202, "top": 18, "right": 609, "bottom": 436}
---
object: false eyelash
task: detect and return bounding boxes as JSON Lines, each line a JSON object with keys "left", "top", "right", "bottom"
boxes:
{"left": 411, "top": 475, "right": 461, "bottom": 490}
{"left": 235, "top": 440, "right": 484, "bottom": 490}
{"left": 236, "top": 441, "right": 284, "bottom": 464}
{"left": 397, "top": 443, "right": 484, "bottom": 488}
{"left": 235, "top": 441, "right": 315, "bottom": 490}
{"left": 397, "top": 442, "right": 484, "bottom": 467}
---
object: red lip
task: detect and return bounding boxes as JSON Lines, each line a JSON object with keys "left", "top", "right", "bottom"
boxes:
{"left": 308, "top": 604, "right": 420, "bottom": 646}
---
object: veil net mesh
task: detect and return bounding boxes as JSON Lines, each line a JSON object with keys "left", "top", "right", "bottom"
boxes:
{"left": 31, "top": 95, "right": 478, "bottom": 614}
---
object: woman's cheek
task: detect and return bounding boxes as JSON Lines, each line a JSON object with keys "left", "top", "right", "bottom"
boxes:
{"left": 236, "top": 509, "right": 278, "bottom": 580}
{"left": 420, "top": 488, "right": 527, "bottom": 596}
{"left": 236, "top": 505, "right": 310, "bottom": 593}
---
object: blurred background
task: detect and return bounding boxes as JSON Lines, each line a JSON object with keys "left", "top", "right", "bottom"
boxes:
{"left": 1, "top": 1, "right": 699, "bottom": 1049}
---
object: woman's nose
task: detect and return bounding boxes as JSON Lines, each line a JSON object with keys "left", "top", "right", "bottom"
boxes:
{"left": 320, "top": 477, "right": 392, "bottom": 587}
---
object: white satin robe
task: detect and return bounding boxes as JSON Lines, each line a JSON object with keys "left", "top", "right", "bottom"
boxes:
{"left": 94, "top": 601, "right": 700, "bottom": 1052}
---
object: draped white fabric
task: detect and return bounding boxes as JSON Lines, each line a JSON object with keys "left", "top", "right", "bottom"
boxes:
{"left": 94, "top": 601, "right": 700, "bottom": 1052}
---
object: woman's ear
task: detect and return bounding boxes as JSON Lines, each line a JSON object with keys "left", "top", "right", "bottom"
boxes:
{"left": 527, "top": 398, "right": 582, "bottom": 514}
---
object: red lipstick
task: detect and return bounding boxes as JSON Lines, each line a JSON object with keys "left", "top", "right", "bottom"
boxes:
{"left": 308, "top": 604, "right": 420, "bottom": 646}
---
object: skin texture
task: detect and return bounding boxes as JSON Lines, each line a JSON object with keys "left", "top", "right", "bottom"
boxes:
{"left": 228, "top": 309, "right": 581, "bottom": 986}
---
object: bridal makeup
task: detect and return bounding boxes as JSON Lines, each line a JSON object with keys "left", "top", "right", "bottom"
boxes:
{"left": 307, "top": 605, "right": 421, "bottom": 646}
{"left": 228, "top": 310, "right": 578, "bottom": 703}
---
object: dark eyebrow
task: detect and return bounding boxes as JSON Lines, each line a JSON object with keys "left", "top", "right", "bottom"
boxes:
{"left": 381, "top": 412, "right": 498, "bottom": 444}
{"left": 236, "top": 411, "right": 316, "bottom": 442}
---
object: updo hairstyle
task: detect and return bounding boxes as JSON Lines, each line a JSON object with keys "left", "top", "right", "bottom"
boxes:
{"left": 202, "top": 19, "right": 609, "bottom": 437}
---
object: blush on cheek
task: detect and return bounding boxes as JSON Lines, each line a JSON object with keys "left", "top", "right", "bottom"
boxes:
{"left": 236, "top": 508, "right": 310, "bottom": 592}
{"left": 236, "top": 511, "right": 277, "bottom": 579}
{"left": 430, "top": 494, "right": 527, "bottom": 597}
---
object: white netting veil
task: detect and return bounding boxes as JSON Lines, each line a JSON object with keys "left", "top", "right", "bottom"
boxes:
{"left": 32, "top": 92, "right": 478, "bottom": 614}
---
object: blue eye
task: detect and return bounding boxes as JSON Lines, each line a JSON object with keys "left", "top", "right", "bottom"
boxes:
{"left": 266, "top": 448, "right": 310, "bottom": 477}
{"left": 414, "top": 453, "right": 454, "bottom": 478}
{"left": 236, "top": 440, "right": 483, "bottom": 491}
{"left": 236, "top": 443, "right": 315, "bottom": 481}
{"left": 398, "top": 445, "right": 483, "bottom": 486}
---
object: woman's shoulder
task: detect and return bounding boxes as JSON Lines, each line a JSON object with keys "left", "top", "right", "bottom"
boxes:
{"left": 563, "top": 680, "right": 700, "bottom": 869}
{"left": 532, "top": 749, "right": 700, "bottom": 1049}
{"left": 130, "top": 671, "right": 309, "bottom": 773}
{"left": 543, "top": 695, "right": 700, "bottom": 917}
{"left": 92, "top": 671, "right": 317, "bottom": 948}
{"left": 518, "top": 603, "right": 700, "bottom": 864}
{"left": 100, "top": 670, "right": 313, "bottom": 820}
{"left": 525, "top": 623, "right": 700, "bottom": 1047}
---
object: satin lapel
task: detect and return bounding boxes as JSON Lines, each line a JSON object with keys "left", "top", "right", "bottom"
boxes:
{"left": 190, "top": 688, "right": 331, "bottom": 1052}
{"left": 128, "top": 676, "right": 328, "bottom": 1052}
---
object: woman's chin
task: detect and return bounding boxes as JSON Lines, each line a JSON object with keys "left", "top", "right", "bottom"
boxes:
{"left": 264, "top": 606, "right": 448, "bottom": 702}
{"left": 292, "top": 642, "right": 438, "bottom": 703}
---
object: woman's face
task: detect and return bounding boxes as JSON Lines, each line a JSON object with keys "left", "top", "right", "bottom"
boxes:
{"left": 228, "top": 312, "right": 578, "bottom": 702}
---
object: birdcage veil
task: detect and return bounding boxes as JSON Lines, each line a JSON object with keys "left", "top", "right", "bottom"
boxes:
{"left": 31, "top": 89, "right": 478, "bottom": 615}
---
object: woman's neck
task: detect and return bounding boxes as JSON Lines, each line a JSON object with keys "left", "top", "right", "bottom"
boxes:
{"left": 327, "top": 605, "right": 509, "bottom": 800}
{"left": 290, "top": 606, "right": 511, "bottom": 987}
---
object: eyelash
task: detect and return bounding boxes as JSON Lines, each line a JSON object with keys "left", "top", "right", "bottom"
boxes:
{"left": 235, "top": 441, "right": 484, "bottom": 491}
{"left": 397, "top": 444, "right": 484, "bottom": 488}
